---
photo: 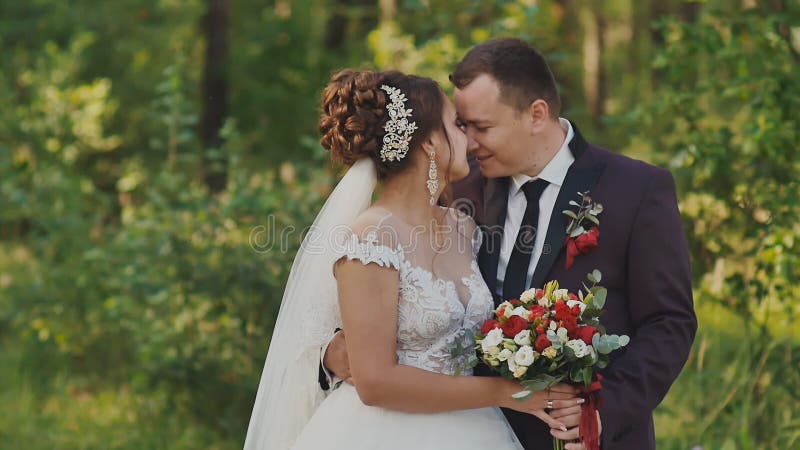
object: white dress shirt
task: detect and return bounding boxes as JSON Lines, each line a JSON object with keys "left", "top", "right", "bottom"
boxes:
{"left": 495, "top": 118, "right": 575, "bottom": 295}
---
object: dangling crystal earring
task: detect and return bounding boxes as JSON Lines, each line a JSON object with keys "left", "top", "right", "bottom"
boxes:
{"left": 426, "top": 150, "right": 439, "bottom": 206}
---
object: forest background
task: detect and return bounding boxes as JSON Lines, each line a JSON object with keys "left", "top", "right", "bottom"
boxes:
{"left": 0, "top": 0, "right": 797, "bottom": 449}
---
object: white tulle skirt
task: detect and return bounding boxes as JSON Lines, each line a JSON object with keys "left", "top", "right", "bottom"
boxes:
{"left": 290, "top": 383, "right": 524, "bottom": 450}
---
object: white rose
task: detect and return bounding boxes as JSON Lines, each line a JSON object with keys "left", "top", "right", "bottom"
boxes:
{"left": 507, "top": 356, "right": 517, "bottom": 372}
{"left": 481, "top": 328, "right": 503, "bottom": 354}
{"left": 520, "top": 288, "right": 537, "bottom": 303}
{"left": 587, "top": 345, "right": 597, "bottom": 361}
{"left": 537, "top": 296, "right": 552, "bottom": 307}
{"left": 498, "top": 301, "right": 514, "bottom": 318}
{"left": 513, "top": 329, "right": 532, "bottom": 346}
{"left": 511, "top": 306, "right": 531, "bottom": 320}
{"left": 566, "top": 299, "right": 586, "bottom": 315}
{"left": 497, "top": 349, "right": 513, "bottom": 362}
{"left": 566, "top": 339, "right": 589, "bottom": 358}
{"left": 514, "top": 345, "right": 536, "bottom": 366}
{"left": 554, "top": 289, "right": 570, "bottom": 301}
{"left": 513, "top": 365, "right": 529, "bottom": 379}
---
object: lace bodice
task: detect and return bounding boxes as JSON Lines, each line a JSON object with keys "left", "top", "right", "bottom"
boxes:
{"left": 337, "top": 212, "right": 494, "bottom": 376}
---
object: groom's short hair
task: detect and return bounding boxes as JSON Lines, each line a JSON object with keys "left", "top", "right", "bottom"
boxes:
{"left": 451, "top": 38, "right": 561, "bottom": 117}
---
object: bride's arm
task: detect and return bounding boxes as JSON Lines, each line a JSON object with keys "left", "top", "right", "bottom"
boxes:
{"left": 335, "top": 259, "right": 579, "bottom": 428}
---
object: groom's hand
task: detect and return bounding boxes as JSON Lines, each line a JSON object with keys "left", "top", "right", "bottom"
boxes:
{"left": 548, "top": 400, "right": 582, "bottom": 428}
{"left": 323, "top": 331, "right": 353, "bottom": 385}
{"left": 549, "top": 411, "right": 602, "bottom": 449}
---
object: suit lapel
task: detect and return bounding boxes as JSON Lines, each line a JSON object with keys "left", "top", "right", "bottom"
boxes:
{"left": 478, "top": 176, "right": 509, "bottom": 299}
{"left": 530, "top": 123, "right": 605, "bottom": 289}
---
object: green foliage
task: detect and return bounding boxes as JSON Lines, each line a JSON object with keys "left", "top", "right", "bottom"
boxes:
{"left": 627, "top": 4, "right": 800, "bottom": 448}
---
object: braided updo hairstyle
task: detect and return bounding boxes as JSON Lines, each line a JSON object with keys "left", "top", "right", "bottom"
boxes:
{"left": 319, "top": 69, "right": 447, "bottom": 180}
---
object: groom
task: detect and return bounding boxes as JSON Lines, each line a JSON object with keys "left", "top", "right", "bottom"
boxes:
{"left": 323, "top": 38, "right": 697, "bottom": 449}
{"left": 446, "top": 38, "right": 697, "bottom": 449}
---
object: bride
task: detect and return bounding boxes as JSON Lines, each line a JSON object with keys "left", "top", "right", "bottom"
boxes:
{"left": 243, "top": 69, "right": 583, "bottom": 450}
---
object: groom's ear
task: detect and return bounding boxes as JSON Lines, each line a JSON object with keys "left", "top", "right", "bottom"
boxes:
{"left": 527, "top": 99, "right": 550, "bottom": 134}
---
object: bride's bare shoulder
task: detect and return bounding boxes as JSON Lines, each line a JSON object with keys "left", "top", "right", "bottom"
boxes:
{"left": 346, "top": 206, "right": 402, "bottom": 247}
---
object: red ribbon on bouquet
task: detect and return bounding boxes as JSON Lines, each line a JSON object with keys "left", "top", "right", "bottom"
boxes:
{"left": 578, "top": 374, "right": 603, "bottom": 450}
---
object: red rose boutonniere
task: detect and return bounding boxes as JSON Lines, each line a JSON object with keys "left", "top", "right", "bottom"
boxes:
{"left": 563, "top": 191, "right": 603, "bottom": 269}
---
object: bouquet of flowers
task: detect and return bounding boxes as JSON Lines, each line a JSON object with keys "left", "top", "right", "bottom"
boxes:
{"left": 473, "top": 270, "right": 629, "bottom": 450}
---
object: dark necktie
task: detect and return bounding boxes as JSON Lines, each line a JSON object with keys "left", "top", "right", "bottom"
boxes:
{"left": 502, "top": 178, "right": 550, "bottom": 299}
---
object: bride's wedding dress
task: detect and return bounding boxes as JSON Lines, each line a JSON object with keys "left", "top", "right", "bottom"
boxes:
{"left": 243, "top": 159, "right": 521, "bottom": 450}
{"left": 290, "top": 214, "right": 523, "bottom": 450}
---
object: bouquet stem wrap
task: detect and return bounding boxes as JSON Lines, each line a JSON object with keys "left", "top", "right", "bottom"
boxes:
{"left": 578, "top": 375, "right": 603, "bottom": 450}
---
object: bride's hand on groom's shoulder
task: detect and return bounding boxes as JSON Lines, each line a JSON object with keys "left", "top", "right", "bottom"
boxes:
{"left": 497, "top": 381, "right": 583, "bottom": 431}
{"left": 323, "top": 331, "right": 354, "bottom": 385}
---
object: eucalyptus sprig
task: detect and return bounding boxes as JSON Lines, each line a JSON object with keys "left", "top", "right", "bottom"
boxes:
{"left": 563, "top": 191, "right": 604, "bottom": 237}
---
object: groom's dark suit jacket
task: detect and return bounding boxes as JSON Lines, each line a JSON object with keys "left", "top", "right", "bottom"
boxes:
{"left": 447, "top": 123, "right": 696, "bottom": 450}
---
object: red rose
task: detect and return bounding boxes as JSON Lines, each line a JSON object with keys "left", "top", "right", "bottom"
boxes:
{"left": 562, "top": 316, "right": 579, "bottom": 336}
{"left": 568, "top": 292, "right": 579, "bottom": 301}
{"left": 535, "top": 326, "right": 546, "bottom": 335}
{"left": 529, "top": 305, "right": 547, "bottom": 318}
{"left": 576, "top": 227, "right": 600, "bottom": 253}
{"left": 496, "top": 306, "right": 506, "bottom": 319}
{"left": 564, "top": 227, "right": 600, "bottom": 269}
{"left": 510, "top": 299, "right": 522, "bottom": 306}
{"left": 481, "top": 319, "right": 501, "bottom": 335}
{"left": 535, "top": 289, "right": 545, "bottom": 300}
{"left": 576, "top": 326, "right": 598, "bottom": 345}
{"left": 534, "top": 333, "right": 552, "bottom": 352}
{"left": 501, "top": 315, "right": 528, "bottom": 337}
{"left": 554, "top": 301, "right": 571, "bottom": 321}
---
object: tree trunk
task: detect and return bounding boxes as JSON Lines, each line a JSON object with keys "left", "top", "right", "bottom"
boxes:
{"left": 200, "top": 0, "right": 228, "bottom": 193}
{"left": 582, "top": 4, "right": 606, "bottom": 126}
{"left": 629, "top": 0, "right": 647, "bottom": 83}
{"left": 553, "top": 0, "right": 585, "bottom": 114}
{"left": 648, "top": 0, "right": 671, "bottom": 87}
{"left": 592, "top": 4, "right": 607, "bottom": 126}
{"left": 379, "top": 0, "right": 395, "bottom": 21}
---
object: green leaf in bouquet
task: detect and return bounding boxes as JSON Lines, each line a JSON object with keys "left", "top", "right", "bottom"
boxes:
{"left": 593, "top": 334, "right": 613, "bottom": 355}
{"left": 582, "top": 367, "right": 592, "bottom": 386}
{"left": 450, "top": 340, "right": 464, "bottom": 357}
{"left": 586, "top": 214, "right": 600, "bottom": 225}
{"left": 596, "top": 358, "right": 609, "bottom": 369}
{"left": 582, "top": 305, "right": 601, "bottom": 319}
{"left": 563, "top": 345, "right": 578, "bottom": 362}
{"left": 619, "top": 335, "right": 630, "bottom": 347}
{"left": 512, "top": 390, "right": 533, "bottom": 401}
{"left": 521, "top": 374, "right": 559, "bottom": 392}
{"left": 590, "top": 287, "right": 607, "bottom": 309}
{"left": 569, "top": 366, "right": 584, "bottom": 383}
{"left": 591, "top": 269, "right": 602, "bottom": 283}
{"left": 563, "top": 210, "right": 579, "bottom": 220}
{"left": 585, "top": 349, "right": 599, "bottom": 365}
{"left": 466, "top": 355, "right": 478, "bottom": 368}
